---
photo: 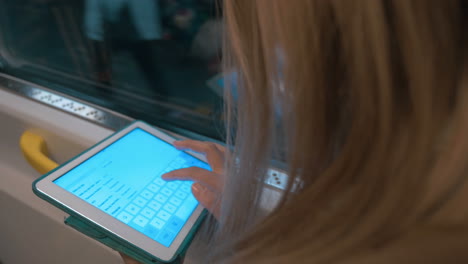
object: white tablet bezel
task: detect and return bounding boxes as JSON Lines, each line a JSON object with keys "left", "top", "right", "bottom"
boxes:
{"left": 34, "top": 121, "right": 206, "bottom": 262}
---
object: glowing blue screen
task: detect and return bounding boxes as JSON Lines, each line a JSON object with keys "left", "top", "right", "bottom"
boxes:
{"left": 54, "top": 128, "right": 209, "bottom": 247}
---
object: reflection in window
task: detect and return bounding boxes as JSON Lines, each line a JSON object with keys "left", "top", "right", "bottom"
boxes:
{"left": 0, "top": 0, "right": 224, "bottom": 138}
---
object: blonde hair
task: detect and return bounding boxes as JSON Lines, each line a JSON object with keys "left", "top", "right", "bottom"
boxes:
{"left": 209, "top": 1, "right": 468, "bottom": 263}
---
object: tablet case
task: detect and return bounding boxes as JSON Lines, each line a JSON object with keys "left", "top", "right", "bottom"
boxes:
{"left": 66, "top": 215, "right": 182, "bottom": 264}
{"left": 31, "top": 121, "right": 207, "bottom": 264}
{"left": 33, "top": 172, "right": 206, "bottom": 264}
{"left": 33, "top": 170, "right": 206, "bottom": 264}
{"left": 64, "top": 213, "right": 205, "bottom": 264}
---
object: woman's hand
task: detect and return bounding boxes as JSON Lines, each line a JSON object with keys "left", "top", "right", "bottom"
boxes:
{"left": 119, "top": 140, "right": 223, "bottom": 264}
{"left": 162, "top": 140, "right": 225, "bottom": 220}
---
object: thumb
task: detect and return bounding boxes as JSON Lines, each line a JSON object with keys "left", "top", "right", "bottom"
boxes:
{"left": 192, "top": 183, "right": 220, "bottom": 219}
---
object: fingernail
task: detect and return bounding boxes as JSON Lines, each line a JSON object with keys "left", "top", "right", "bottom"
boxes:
{"left": 161, "top": 173, "right": 170, "bottom": 179}
{"left": 192, "top": 183, "right": 201, "bottom": 194}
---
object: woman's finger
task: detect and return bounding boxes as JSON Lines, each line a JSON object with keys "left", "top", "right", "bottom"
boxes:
{"left": 192, "top": 183, "right": 220, "bottom": 219}
{"left": 174, "top": 140, "right": 225, "bottom": 172}
{"left": 213, "top": 143, "right": 226, "bottom": 155}
{"left": 162, "top": 167, "right": 223, "bottom": 191}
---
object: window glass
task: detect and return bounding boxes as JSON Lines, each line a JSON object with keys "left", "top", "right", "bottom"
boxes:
{"left": 0, "top": 0, "right": 224, "bottom": 139}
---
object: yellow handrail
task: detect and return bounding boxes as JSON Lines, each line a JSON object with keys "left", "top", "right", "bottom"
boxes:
{"left": 20, "top": 131, "right": 59, "bottom": 174}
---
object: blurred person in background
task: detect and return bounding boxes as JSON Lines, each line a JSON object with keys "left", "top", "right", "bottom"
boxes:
{"left": 126, "top": 1, "right": 468, "bottom": 263}
{"left": 84, "top": 0, "right": 167, "bottom": 98}
{"left": 163, "top": 0, "right": 223, "bottom": 73}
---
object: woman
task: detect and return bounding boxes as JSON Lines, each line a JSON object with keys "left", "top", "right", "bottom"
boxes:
{"left": 126, "top": 1, "right": 468, "bottom": 263}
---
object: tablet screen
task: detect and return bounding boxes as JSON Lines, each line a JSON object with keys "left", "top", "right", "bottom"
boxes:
{"left": 53, "top": 128, "right": 210, "bottom": 247}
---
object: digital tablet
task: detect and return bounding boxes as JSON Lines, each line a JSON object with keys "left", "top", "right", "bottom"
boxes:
{"left": 33, "top": 121, "right": 209, "bottom": 262}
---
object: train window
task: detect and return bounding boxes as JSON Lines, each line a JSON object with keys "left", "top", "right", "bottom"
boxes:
{"left": 0, "top": 0, "right": 224, "bottom": 139}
